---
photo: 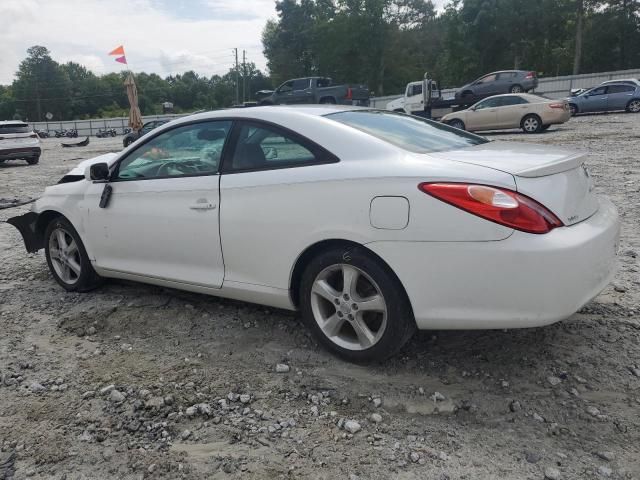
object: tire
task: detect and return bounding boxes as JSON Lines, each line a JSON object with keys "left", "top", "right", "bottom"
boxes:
{"left": 510, "top": 84, "right": 523, "bottom": 94}
{"left": 123, "top": 137, "right": 134, "bottom": 148}
{"left": 626, "top": 99, "right": 640, "bottom": 113}
{"left": 521, "top": 114, "right": 542, "bottom": 133}
{"left": 448, "top": 119, "right": 466, "bottom": 131}
{"left": 299, "top": 246, "right": 416, "bottom": 363}
{"left": 44, "top": 217, "right": 102, "bottom": 292}
{"left": 26, "top": 156, "right": 39, "bottom": 165}
{"left": 569, "top": 104, "right": 578, "bottom": 116}
{"left": 319, "top": 97, "right": 337, "bottom": 104}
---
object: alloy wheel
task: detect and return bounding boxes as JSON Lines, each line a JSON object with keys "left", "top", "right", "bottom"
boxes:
{"left": 48, "top": 227, "right": 82, "bottom": 284}
{"left": 629, "top": 100, "right": 640, "bottom": 113}
{"left": 510, "top": 85, "right": 523, "bottom": 93}
{"left": 310, "top": 264, "right": 387, "bottom": 351}
{"left": 523, "top": 117, "right": 540, "bottom": 133}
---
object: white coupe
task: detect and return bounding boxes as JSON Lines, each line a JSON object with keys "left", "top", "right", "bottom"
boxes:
{"left": 8, "top": 106, "right": 620, "bottom": 362}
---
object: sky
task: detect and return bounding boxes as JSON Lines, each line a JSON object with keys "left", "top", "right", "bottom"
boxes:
{"left": 0, "top": 0, "right": 446, "bottom": 85}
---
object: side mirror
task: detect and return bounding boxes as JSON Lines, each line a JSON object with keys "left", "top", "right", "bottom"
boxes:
{"left": 87, "top": 162, "right": 110, "bottom": 181}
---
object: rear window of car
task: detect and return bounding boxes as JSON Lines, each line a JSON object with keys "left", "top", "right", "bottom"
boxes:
{"left": 326, "top": 110, "right": 488, "bottom": 153}
{"left": 0, "top": 123, "right": 31, "bottom": 134}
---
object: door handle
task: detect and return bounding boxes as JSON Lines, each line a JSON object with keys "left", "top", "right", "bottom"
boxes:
{"left": 189, "top": 201, "right": 216, "bottom": 210}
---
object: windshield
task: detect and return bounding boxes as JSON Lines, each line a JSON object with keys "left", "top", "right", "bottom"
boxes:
{"left": 326, "top": 110, "right": 488, "bottom": 153}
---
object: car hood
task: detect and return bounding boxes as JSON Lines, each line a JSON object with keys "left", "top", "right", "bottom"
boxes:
{"left": 65, "top": 152, "right": 119, "bottom": 176}
{"left": 428, "top": 141, "right": 586, "bottom": 178}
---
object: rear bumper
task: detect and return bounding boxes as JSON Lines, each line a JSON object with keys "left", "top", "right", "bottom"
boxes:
{"left": 367, "top": 197, "right": 620, "bottom": 330}
{"left": 0, "top": 147, "right": 41, "bottom": 161}
{"left": 542, "top": 109, "right": 571, "bottom": 125}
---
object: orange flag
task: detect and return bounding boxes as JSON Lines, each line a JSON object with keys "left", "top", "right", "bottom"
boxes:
{"left": 109, "top": 45, "right": 125, "bottom": 56}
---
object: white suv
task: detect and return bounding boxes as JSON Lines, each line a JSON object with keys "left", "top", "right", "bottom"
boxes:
{"left": 0, "top": 121, "right": 41, "bottom": 165}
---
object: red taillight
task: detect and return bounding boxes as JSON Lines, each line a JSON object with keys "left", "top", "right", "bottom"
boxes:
{"left": 525, "top": 71, "right": 536, "bottom": 79}
{"left": 418, "top": 183, "right": 563, "bottom": 234}
{"left": 346, "top": 87, "right": 353, "bottom": 100}
{"left": 548, "top": 102, "right": 565, "bottom": 109}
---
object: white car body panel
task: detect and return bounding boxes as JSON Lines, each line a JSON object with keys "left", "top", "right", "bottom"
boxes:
{"left": 24, "top": 106, "right": 620, "bottom": 329}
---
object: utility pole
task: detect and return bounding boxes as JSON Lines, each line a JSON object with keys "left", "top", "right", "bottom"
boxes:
{"left": 242, "top": 50, "right": 246, "bottom": 103}
{"left": 234, "top": 48, "right": 239, "bottom": 106}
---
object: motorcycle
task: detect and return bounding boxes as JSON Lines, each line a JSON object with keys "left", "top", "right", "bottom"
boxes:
{"left": 96, "top": 128, "right": 117, "bottom": 138}
{"left": 54, "top": 129, "right": 67, "bottom": 138}
{"left": 34, "top": 129, "right": 49, "bottom": 138}
{"left": 65, "top": 129, "right": 78, "bottom": 138}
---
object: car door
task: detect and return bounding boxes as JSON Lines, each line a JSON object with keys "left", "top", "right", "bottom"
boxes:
{"left": 289, "top": 78, "right": 313, "bottom": 104}
{"left": 495, "top": 95, "right": 530, "bottom": 128}
{"left": 83, "top": 120, "right": 232, "bottom": 287}
{"left": 606, "top": 84, "right": 635, "bottom": 111}
{"left": 466, "top": 97, "right": 501, "bottom": 130}
{"left": 581, "top": 86, "right": 608, "bottom": 112}
{"left": 405, "top": 83, "right": 424, "bottom": 113}
{"left": 218, "top": 121, "right": 339, "bottom": 289}
{"left": 275, "top": 81, "right": 295, "bottom": 104}
{"left": 473, "top": 74, "right": 498, "bottom": 98}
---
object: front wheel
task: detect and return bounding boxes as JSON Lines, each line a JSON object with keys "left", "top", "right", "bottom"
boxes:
{"left": 44, "top": 217, "right": 102, "bottom": 292}
{"left": 626, "top": 99, "right": 640, "bottom": 113}
{"left": 448, "top": 119, "right": 466, "bottom": 131}
{"left": 521, "top": 114, "right": 542, "bottom": 133}
{"left": 300, "top": 246, "right": 415, "bottom": 363}
{"left": 510, "top": 84, "right": 523, "bottom": 94}
{"left": 26, "top": 156, "right": 39, "bottom": 165}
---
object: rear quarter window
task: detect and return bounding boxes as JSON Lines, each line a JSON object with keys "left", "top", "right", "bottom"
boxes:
{"left": 327, "top": 110, "right": 488, "bottom": 154}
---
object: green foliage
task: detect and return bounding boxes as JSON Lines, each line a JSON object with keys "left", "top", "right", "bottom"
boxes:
{"left": 263, "top": 0, "right": 640, "bottom": 91}
{"left": 1, "top": 48, "right": 272, "bottom": 121}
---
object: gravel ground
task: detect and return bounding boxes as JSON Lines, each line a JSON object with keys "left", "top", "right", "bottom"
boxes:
{"left": 1, "top": 114, "right": 639, "bottom": 480}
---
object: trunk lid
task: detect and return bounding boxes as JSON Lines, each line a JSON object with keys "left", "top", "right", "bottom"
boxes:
{"left": 429, "top": 141, "right": 599, "bottom": 226}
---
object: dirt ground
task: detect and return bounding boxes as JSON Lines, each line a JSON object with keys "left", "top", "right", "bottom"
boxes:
{"left": 1, "top": 114, "right": 639, "bottom": 480}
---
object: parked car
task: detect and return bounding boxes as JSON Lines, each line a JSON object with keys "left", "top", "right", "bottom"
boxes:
{"left": 8, "top": 106, "right": 619, "bottom": 362}
{"left": 441, "top": 94, "right": 570, "bottom": 133}
{"left": 598, "top": 78, "right": 640, "bottom": 87}
{"left": 258, "top": 77, "right": 369, "bottom": 106}
{"left": 0, "top": 121, "right": 41, "bottom": 165}
{"left": 455, "top": 70, "right": 538, "bottom": 103}
{"left": 566, "top": 82, "right": 640, "bottom": 116}
{"left": 122, "top": 120, "right": 168, "bottom": 147}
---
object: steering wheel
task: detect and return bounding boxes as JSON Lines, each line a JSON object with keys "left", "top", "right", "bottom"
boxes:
{"left": 157, "top": 161, "right": 196, "bottom": 177}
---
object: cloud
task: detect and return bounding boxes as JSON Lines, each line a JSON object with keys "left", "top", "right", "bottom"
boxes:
{"left": 0, "top": 0, "right": 274, "bottom": 84}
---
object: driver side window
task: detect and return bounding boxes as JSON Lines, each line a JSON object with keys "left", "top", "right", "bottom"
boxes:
{"left": 116, "top": 121, "right": 232, "bottom": 180}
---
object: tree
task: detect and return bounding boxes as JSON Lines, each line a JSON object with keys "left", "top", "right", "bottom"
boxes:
{"left": 12, "top": 46, "right": 71, "bottom": 121}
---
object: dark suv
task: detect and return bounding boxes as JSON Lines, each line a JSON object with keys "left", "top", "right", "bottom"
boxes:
{"left": 122, "top": 120, "right": 168, "bottom": 148}
{"left": 455, "top": 70, "right": 538, "bottom": 104}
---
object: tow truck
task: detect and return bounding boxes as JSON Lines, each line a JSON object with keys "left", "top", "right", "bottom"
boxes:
{"left": 386, "top": 73, "right": 471, "bottom": 119}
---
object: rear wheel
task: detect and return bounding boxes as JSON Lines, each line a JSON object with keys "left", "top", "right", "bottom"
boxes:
{"left": 44, "top": 217, "right": 102, "bottom": 292}
{"left": 300, "top": 246, "right": 415, "bottom": 363}
{"left": 521, "top": 114, "right": 542, "bottom": 133}
{"left": 510, "top": 84, "right": 523, "bottom": 94}
{"left": 26, "top": 156, "right": 39, "bottom": 165}
{"left": 626, "top": 99, "right": 640, "bottom": 113}
{"left": 448, "top": 119, "right": 466, "bottom": 131}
